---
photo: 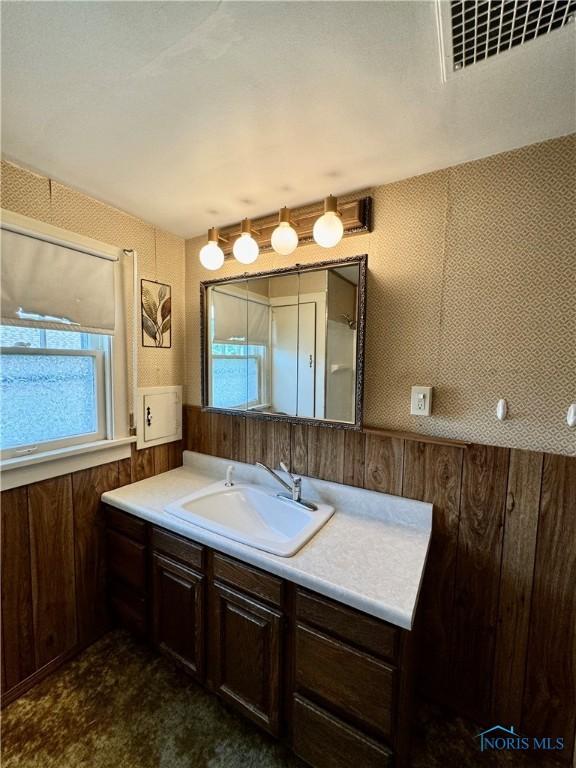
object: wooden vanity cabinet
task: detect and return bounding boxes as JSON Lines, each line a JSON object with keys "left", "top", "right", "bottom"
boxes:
{"left": 103, "top": 505, "right": 148, "bottom": 637}
{"left": 210, "top": 581, "right": 282, "bottom": 734}
{"left": 103, "top": 510, "right": 414, "bottom": 767}
{"left": 290, "top": 587, "right": 410, "bottom": 767}
{"left": 209, "top": 553, "right": 284, "bottom": 735}
{"left": 150, "top": 527, "right": 205, "bottom": 682}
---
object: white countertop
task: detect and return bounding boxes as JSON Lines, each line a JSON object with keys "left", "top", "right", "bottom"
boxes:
{"left": 102, "top": 451, "right": 432, "bottom": 630}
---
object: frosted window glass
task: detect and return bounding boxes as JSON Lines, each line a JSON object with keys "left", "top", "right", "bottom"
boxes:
{"left": 212, "top": 357, "right": 258, "bottom": 409}
{"left": 45, "top": 330, "right": 84, "bottom": 350}
{"left": 0, "top": 325, "right": 44, "bottom": 348}
{"left": 0, "top": 354, "right": 97, "bottom": 449}
{"left": 0, "top": 326, "right": 84, "bottom": 350}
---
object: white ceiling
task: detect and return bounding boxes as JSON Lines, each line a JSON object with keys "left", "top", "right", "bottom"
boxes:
{"left": 2, "top": 1, "right": 575, "bottom": 239}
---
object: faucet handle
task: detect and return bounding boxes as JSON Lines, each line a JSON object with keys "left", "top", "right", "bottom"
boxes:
{"left": 280, "top": 461, "right": 300, "bottom": 482}
{"left": 225, "top": 465, "right": 235, "bottom": 487}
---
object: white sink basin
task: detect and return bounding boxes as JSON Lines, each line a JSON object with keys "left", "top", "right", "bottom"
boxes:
{"left": 164, "top": 481, "right": 334, "bottom": 557}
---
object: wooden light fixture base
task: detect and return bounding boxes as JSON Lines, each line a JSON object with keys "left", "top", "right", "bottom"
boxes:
{"left": 218, "top": 195, "right": 372, "bottom": 257}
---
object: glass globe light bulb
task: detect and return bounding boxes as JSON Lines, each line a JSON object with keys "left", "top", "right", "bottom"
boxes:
{"left": 271, "top": 221, "right": 298, "bottom": 256}
{"left": 313, "top": 210, "right": 344, "bottom": 248}
{"left": 233, "top": 233, "right": 259, "bottom": 264}
{"left": 199, "top": 241, "right": 224, "bottom": 270}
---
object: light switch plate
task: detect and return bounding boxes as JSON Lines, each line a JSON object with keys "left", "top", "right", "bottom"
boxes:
{"left": 410, "top": 386, "right": 433, "bottom": 416}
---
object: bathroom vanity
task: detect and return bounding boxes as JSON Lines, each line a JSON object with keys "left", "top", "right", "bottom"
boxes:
{"left": 102, "top": 452, "right": 431, "bottom": 768}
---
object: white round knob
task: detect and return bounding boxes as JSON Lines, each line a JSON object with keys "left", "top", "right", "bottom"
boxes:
{"left": 567, "top": 403, "right": 576, "bottom": 428}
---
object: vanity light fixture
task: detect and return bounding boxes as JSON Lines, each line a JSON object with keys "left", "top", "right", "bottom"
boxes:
{"left": 233, "top": 218, "right": 259, "bottom": 264}
{"left": 313, "top": 195, "right": 344, "bottom": 248}
{"left": 199, "top": 227, "right": 225, "bottom": 270}
{"left": 271, "top": 207, "right": 299, "bottom": 256}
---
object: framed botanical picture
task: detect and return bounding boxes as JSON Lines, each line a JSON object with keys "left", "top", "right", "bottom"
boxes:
{"left": 141, "top": 279, "right": 171, "bottom": 348}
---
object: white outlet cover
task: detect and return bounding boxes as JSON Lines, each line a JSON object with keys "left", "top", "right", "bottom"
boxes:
{"left": 410, "top": 386, "right": 433, "bottom": 416}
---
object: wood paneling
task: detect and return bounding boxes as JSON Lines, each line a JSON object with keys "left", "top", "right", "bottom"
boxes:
{"left": 246, "top": 418, "right": 275, "bottom": 466}
{"left": 168, "top": 440, "right": 184, "bottom": 469}
{"left": 492, "top": 449, "right": 542, "bottom": 725}
{"left": 4, "top": 403, "right": 575, "bottom": 761}
{"left": 451, "top": 444, "right": 509, "bottom": 720}
{"left": 28, "top": 476, "right": 77, "bottom": 668}
{"left": 291, "top": 424, "right": 308, "bottom": 475}
{"left": 72, "top": 463, "right": 120, "bottom": 646}
{"left": 244, "top": 419, "right": 290, "bottom": 470}
{"left": 522, "top": 454, "right": 576, "bottom": 761}
{"left": 343, "top": 430, "right": 366, "bottom": 488}
{"left": 1, "top": 438, "right": 181, "bottom": 705}
{"left": 272, "top": 422, "right": 291, "bottom": 469}
{"left": 402, "top": 441, "right": 463, "bottom": 699}
{"left": 364, "top": 434, "right": 403, "bottom": 495}
{"left": 182, "top": 404, "right": 576, "bottom": 762}
{"left": 118, "top": 457, "right": 132, "bottom": 487}
{"left": 132, "top": 445, "right": 155, "bottom": 482}
{"left": 153, "top": 444, "right": 171, "bottom": 475}
{"left": 1, "top": 487, "right": 36, "bottom": 689}
{"left": 307, "top": 426, "right": 345, "bottom": 483}
{"left": 185, "top": 404, "right": 210, "bottom": 454}
{"left": 210, "top": 413, "right": 246, "bottom": 462}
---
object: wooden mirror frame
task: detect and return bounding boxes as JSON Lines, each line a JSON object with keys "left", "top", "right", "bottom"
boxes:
{"left": 200, "top": 254, "right": 367, "bottom": 431}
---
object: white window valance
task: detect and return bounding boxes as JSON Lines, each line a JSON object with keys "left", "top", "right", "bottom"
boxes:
{"left": 1, "top": 225, "right": 117, "bottom": 334}
{"left": 247, "top": 300, "right": 270, "bottom": 346}
{"left": 211, "top": 289, "right": 269, "bottom": 346}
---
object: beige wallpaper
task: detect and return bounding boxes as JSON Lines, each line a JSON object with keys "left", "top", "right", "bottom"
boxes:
{"left": 185, "top": 135, "right": 575, "bottom": 456}
{"left": 0, "top": 160, "right": 186, "bottom": 393}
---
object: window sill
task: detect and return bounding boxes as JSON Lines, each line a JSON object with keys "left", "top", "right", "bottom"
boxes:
{"left": 0, "top": 437, "right": 136, "bottom": 491}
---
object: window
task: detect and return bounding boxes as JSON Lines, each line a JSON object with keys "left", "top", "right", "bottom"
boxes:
{"left": 211, "top": 342, "right": 268, "bottom": 409}
{"left": 0, "top": 325, "right": 109, "bottom": 458}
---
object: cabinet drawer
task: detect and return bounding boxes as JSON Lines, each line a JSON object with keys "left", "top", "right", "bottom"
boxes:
{"left": 295, "top": 588, "right": 398, "bottom": 661}
{"left": 109, "top": 581, "right": 147, "bottom": 637}
{"left": 104, "top": 505, "right": 147, "bottom": 543}
{"left": 292, "top": 695, "right": 393, "bottom": 768}
{"left": 106, "top": 529, "right": 146, "bottom": 590}
{"left": 151, "top": 527, "right": 204, "bottom": 571}
{"left": 295, "top": 624, "right": 396, "bottom": 740}
{"left": 213, "top": 553, "right": 282, "bottom": 607}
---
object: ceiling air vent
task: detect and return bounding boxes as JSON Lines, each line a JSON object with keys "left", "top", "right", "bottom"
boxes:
{"left": 445, "top": 0, "right": 575, "bottom": 73}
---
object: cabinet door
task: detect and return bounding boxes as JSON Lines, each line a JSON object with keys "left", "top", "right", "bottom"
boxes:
{"left": 211, "top": 582, "right": 282, "bottom": 735}
{"left": 152, "top": 553, "right": 205, "bottom": 681}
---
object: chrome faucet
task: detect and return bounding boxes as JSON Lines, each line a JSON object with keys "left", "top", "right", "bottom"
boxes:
{"left": 255, "top": 461, "right": 317, "bottom": 511}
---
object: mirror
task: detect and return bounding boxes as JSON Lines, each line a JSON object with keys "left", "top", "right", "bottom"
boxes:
{"left": 201, "top": 255, "right": 366, "bottom": 428}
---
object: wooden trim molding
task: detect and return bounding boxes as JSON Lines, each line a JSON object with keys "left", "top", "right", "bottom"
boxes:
{"left": 362, "top": 426, "right": 470, "bottom": 448}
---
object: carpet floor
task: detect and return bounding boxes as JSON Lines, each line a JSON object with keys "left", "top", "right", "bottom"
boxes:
{"left": 1, "top": 631, "right": 566, "bottom": 768}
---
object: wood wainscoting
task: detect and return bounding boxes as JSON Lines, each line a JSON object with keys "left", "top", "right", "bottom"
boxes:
{"left": 0, "top": 440, "right": 182, "bottom": 707}
{"left": 183, "top": 405, "right": 576, "bottom": 763}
